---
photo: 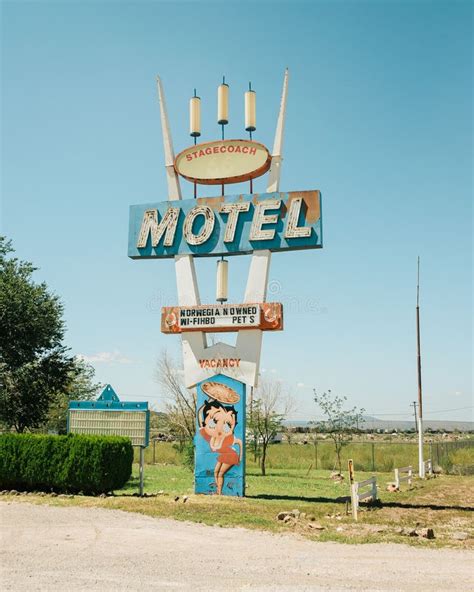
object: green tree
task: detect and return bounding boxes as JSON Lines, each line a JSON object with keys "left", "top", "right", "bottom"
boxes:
{"left": 0, "top": 237, "right": 76, "bottom": 432}
{"left": 247, "top": 379, "right": 292, "bottom": 476}
{"left": 313, "top": 389, "right": 365, "bottom": 474}
{"left": 43, "top": 358, "right": 101, "bottom": 434}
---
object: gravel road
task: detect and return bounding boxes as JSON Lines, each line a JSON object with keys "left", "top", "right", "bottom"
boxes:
{"left": 1, "top": 502, "right": 472, "bottom": 591}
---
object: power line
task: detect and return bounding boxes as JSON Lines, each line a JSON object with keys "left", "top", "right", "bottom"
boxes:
{"left": 359, "top": 406, "right": 473, "bottom": 417}
{"left": 111, "top": 394, "right": 473, "bottom": 418}
{"left": 423, "top": 406, "right": 474, "bottom": 415}
{"left": 286, "top": 406, "right": 474, "bottom": 421}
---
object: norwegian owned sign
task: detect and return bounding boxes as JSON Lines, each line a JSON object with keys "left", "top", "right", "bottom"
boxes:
{"left": 128, "top": 190, "right": 322, "bottom": 259}
{"left": 174, "top": 139, "right": 271, "bottom": 185}
{"left": 161, "top": 302, "right": 283, "bottom": 333}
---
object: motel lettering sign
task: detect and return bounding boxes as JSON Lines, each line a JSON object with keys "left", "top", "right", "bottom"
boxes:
{"left": 128, "top": 190, "right": 322, "bottom": 259}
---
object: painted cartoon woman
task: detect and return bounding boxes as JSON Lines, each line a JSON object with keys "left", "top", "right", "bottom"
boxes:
{"left": 198, "top": 398, "right": 243, "bottom": 495}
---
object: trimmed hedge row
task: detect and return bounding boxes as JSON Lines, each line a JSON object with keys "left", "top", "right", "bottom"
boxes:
{"left": 0, "top": 433, "right": 133, "bottom": 494}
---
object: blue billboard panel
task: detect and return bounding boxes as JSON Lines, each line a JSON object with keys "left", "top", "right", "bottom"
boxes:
{"left": 128, "top": 190, "right": 322, "bottom": 259}
{"left": 195, "top": 374, "right": 246, "bottom": 497}
{"left": 68, "top": 384, "right": 150, "bottom": 447}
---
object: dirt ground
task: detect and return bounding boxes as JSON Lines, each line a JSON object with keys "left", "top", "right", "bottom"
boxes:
{"left": 1, "top": 502, "right": 472, "bottom": 592}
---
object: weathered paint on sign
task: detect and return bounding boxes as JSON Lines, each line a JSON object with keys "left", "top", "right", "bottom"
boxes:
{"left": 195, "top": 374, "right": 246, "bottom": 496}
{"left": 128, "top": 190, "right": 322, "bottom": 259}
{"left": 68, "top": 409, "right": 149, "bottom": 447}
{"left": 161, "top": 302, "right": 283, "bottom": 333}
{"left": 174, "top": 139, "right": 271, "bottom": 185}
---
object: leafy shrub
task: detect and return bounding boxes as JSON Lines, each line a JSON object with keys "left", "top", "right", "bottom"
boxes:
{"left": 171, "top": 439, "right": 195, "bottom": 471}
{"left": 182, "top": 440, "right": 195, "bottom": 471}
{"left": 0, "top": 433, "right": 133, "bottom": 494}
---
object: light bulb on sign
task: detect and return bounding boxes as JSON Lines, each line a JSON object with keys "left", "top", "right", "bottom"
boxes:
{"left": 245, "top": 82, "right": 256, "bottom": 135}
{"left": 217, "top": 76, "right": 229, "bottom": 127}
{"left": 190, "top": 89, "right": 201, "bottom": 138}
{"left": 216, "top": 258, "right": 229, "bottom": 303}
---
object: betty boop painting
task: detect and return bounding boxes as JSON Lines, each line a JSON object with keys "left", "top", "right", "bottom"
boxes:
{"left": 196, "top": 380, "right": 244, "bottom": 495}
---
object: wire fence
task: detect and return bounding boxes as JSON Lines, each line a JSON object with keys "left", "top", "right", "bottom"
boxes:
{"left": 144, "top": 438, "right": 474, "bottom": 474}
{"left": 429, "top": 440, "right": 474, "bottom": 475}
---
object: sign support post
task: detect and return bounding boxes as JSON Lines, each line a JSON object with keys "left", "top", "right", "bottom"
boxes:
{"left": 139, "top": 446, "right": 145, "bottom": 496}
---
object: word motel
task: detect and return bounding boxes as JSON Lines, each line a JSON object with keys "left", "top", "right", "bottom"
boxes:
{"left": 128, "top": 191, "right": 322, "bottom": 259}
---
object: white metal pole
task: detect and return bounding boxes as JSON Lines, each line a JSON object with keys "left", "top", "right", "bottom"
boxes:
{"left": 416, "top": 257, "right": 425, "bottom": 478}
{"left": 418, "top": 417, "right": 425, "bottom": 478}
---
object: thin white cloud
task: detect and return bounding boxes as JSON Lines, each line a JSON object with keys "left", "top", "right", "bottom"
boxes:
{"left": 77, "top": 350, "right": 132, "bottom": 364}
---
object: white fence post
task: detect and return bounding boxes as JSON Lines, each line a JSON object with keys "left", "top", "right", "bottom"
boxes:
{"left": 351, "top": 483, "right": 359, "bottom": 520}
{"left": 393, "top": 465, "right": 412, "bottom": 490}
{"left": 371, "top": 478, "right": 377, "bottom": 501}
{"left": 351, "top": 477, "right": 377, "bottom": 521}
{"left": 424, "top": 458, "right": 433, "bottom": 477}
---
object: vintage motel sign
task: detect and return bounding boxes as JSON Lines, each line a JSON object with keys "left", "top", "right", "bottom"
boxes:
{"left": 68, "top": 384, "right": 150, "bottom": 447}
{"left": 129, "top": 70, "right": 322, "bottom": 497}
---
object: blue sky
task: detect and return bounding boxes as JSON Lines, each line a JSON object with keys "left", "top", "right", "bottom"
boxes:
{"left": 1, "top": 1, "right": 472, "bottom": 422}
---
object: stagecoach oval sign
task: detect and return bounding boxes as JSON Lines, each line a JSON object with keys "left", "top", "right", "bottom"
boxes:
{"left": 174, "top": 139, "right": 272, "bottom": 185}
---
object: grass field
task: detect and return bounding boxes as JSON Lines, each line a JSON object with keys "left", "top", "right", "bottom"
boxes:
{"left": 5, "top": 460, "right": 473, "bottom": 549}
{"left": 142, "top": 440, "right": 474, "bottom": 473}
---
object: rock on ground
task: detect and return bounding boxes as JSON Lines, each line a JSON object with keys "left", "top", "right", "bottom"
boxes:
{"left": 1, "top": 502, "right": 473, "bottom": 592}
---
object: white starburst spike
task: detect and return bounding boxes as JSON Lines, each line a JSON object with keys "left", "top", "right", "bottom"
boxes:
{"left": 157, "top": 76, "right": 206, "bottom": 353}
{"left": 267, "top": 68, "right": 289, "bottom": 193}
{"left": 156, "top": 76, "right": 182, "bottom": 201}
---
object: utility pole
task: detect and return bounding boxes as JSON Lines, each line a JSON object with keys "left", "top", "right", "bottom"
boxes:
{"left": 412, "top": 401, "right": 418, "bottom": 433}
{"left": 416, "top": 257, "right": 425, "bottom": 478}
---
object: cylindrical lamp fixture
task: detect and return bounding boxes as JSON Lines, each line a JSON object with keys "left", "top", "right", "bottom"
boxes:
{"left": 190, "top": 90, "right": 201, "bottom": 138}
{"left": 216, "top": 258, "right": 228, "bottom": 303}
{"left": 245, "top": 83, "right": 256, "bottom": 132}
{"left": 217, "top": 77, "right": 229, "bottom": 125}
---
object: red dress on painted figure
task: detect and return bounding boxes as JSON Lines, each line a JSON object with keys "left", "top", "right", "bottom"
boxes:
{"left": 199, "top": 428, "right": 240, "bottom": 466}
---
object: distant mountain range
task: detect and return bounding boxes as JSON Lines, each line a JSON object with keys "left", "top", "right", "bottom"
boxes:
{"left": 285, "top": 416, "right": 474, "bottom": 432}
